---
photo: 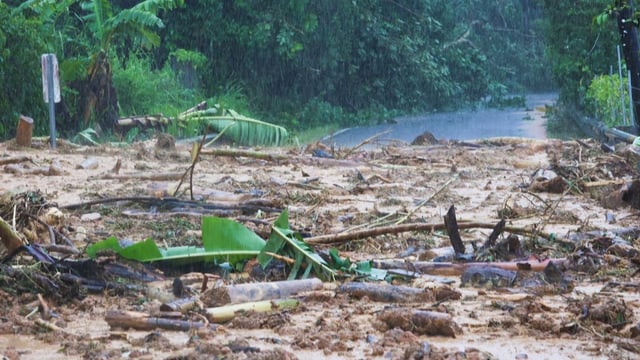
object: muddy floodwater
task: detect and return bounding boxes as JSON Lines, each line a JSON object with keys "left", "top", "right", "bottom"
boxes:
{"left": 325, "top": 93, "right": 555, "bottom": 147}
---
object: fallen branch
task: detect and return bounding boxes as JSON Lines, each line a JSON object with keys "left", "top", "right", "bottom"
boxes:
{"left": 343, "top": 129, "right": 392, "bottom": 158}
{"left": 372, "top": 258, "right": 568, "bottom": 276}
{"left": 394, "top": 173, "right": 458, "bottom": 224}
{"left": 0, "top": 156, "right": 32, "bottom": 166}
{"left": 60, "top": 196, "right": 282, "bottom": 214}
{"left": 305, "top": 221, "right": 555, "bottom": 245}
{"left": 105, "top": 310, "right": 218, "bottom": 331}
{"left": 200, "top": 148, "right": 372, "bottom": 168}
{"left": 89, "top": 172, "right": 184, "bottom": 181}
{"left": 200, "top": 148, "right": 289, "bottom": 161}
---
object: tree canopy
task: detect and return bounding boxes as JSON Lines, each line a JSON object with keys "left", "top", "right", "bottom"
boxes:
{"left": 0, "top": 0, "right": 626, "bottom": 140}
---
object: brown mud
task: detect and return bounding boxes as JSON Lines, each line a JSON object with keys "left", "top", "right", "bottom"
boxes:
{"left": 0, "top": 125, "right": 639, "bottom": 359}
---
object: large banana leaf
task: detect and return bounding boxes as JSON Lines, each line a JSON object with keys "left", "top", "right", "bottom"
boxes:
{"left": 258, "top": 210, "right": 335, "bottom": 280}
{"left": 86, "top": 216, "right": 266, "bottom": 266}
{"left": 182, "top": 107, "right": 289, "bottom": 146}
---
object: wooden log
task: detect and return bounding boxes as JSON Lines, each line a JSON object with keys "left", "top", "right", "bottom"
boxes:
{"left": 15, "top": 115, "right": 33, "bottom": 147}
{"left": 372, "top": 258, "right": 568, "bottom": 276}
{"left": 200, "top": 278, "right": 323, "bottom": 307}
{"left": 376, "top": 308, "right": 460, "bottom": 337}
{"left": 105, "top": 310, "right": 218, "bottom": 331}
{"left": 337, "top": 282, "right": 435, "bottom": 303}
{"left": 206, "top": 299, "right": 299, "bottom": 323}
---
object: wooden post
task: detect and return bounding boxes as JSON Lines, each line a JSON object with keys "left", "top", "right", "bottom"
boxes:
{"left": 16, "top": 115, "right": 33, "bottom": 147}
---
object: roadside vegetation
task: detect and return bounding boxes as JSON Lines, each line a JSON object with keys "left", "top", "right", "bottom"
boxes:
{"left": 0, "top": 0, "right": 636, "bottom": 144}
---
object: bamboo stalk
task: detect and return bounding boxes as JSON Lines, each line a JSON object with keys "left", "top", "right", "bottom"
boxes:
{"left": 206, "top": 299, "right": 299, "bottom": 323}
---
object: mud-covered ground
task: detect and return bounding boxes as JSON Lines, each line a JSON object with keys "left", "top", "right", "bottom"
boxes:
{"left": 0, "top": 128, "right": 640, "bottom": 359}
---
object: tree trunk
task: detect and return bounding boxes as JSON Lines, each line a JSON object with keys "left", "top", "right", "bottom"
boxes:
{"left": 616, "top": 1, "right": 640, "bottom": 128}
{"left": 82, "top": 50, "right": 119, "bottom": 133}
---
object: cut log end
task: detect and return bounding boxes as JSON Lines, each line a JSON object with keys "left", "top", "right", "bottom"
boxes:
{"left": 16, "top": 115, "right": 34, "bottom": 147}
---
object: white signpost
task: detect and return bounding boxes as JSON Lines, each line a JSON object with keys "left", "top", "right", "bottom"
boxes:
{"left": 41, "top": 54, "right": 60, "bottom": 149}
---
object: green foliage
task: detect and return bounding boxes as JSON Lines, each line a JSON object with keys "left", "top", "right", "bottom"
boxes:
{"left": 0, "top": 2, "right": 50, "bottom": 138}
{"left": 258, "top": 210, "right": 335, "bottom": 280}
{"left": 540, "top": 0, "right": 618, "bottom": 104}
{"left": 87, "top": 216, "right": 266, "bottom": 266}
{"left": 112, "top": 54, "right": 201, "bottom": 117}
{"left": 585, "top": 74, "right": 631, "bottom": 126}
{"left": 161, "top": 0, "right": 550, "bottom": 130}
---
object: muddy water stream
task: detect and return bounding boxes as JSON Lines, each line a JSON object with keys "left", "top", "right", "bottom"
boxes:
{"left": 324, "top": 93, "right": 556, "bottom": 147}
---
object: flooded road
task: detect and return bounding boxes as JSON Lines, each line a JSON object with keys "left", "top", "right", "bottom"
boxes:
{"left": 324, "top": 93, "right": 556, "bottom": 147}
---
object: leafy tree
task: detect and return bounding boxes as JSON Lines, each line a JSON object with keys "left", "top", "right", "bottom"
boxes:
{"left": 539, "top": 0, "right": 618, "bottom": 104}
{"left": 0, "top": 2, "right": 49, "bottom": 138}
{"left": 160, "top": 1, "right": 551, "bottom": 129}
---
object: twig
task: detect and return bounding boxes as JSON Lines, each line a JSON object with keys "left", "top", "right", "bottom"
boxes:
{"left": 90, "top": 172, "right": 184, "bottom": 181}
{"left": 395, "top": 173, "right": 458, "bottom": 224}
{"left": 344, "top": 129, "right": 392, "bottom": 157}
{"left": 174, "top": 132, "right": 208, "bottom": 200}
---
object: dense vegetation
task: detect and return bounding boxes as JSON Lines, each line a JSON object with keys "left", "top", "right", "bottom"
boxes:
{"left": 0, "top": 0, "right": 629, "bottom": 141}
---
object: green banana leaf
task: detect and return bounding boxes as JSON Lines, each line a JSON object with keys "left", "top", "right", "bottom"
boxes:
{"left": 181, "top": 107, "right": 289, "bottom": 146}
{"left": 86, "top": 216, "right": 266, "bottom": 266}
{"left": 328, "top": 248, "right": 387, "bottom": 281}
{"left": 258, "top": 210, "right": 335, "bottom": 280}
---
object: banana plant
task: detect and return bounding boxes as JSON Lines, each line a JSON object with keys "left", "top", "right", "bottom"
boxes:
{"left": 77, "top": 0, "right": 184, "bottom": 131}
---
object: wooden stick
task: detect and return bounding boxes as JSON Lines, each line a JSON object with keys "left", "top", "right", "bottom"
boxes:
{"left": 89, "top": 172, "right": 184, "bottom": 181}
{"left": 304, "top": 221, "right": 555, "bottom": 245}
{"left": 200, "top": 148, "right": 289, "bottom": 161}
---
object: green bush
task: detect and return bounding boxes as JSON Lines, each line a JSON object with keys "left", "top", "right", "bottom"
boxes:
{"left": 584, "top": 74, "right": 631, "bottom": 127}
{"left": 113, "top": 55, "right": 202, "bottom": 118}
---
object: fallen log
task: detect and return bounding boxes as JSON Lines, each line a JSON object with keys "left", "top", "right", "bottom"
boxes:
{"left": 0, "top": 156, "right": 32, "bottom": 166}
{"left": 105, "top": 310, "right": 218, "bottom": 331}
{"left": 200, "top": 278, "right": 323, "bottom": 307}
{"left": 200, "top": 148, "right": 372, "bottom": 168}
{"left": 89, "top": 172, "right": 184, "bottom": 181}
{"left": 372, "top": 258, "right": 568, "bottom": 276}
{"left": 376, "top": 308, "right": 460, "bottom": 337}
{"left": 337, "top": 282, "right": 435, "bottom": 303}
{"left": 206, "top": 299, "right": 300, "bottom": 323}
{"left": 4, "top": 162, "right": 66, "bottom": 176}
{"left": 60, "top": 196, "right": 282, "bottom": 214}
